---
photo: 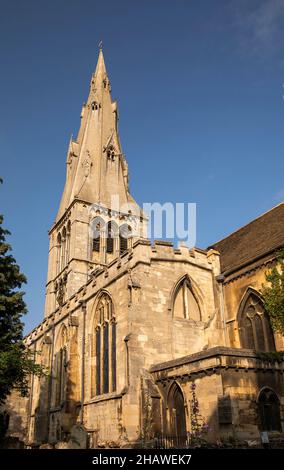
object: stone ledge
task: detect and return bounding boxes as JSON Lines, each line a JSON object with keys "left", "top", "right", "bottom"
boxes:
{"left": 154, "top": 240, "right": 174, "bottom": 247}
{"left": 83, "top": 391, "right": 124, "bottom": 405}
{"left": 150, "top": 346, "right": 284, "bottom": 373}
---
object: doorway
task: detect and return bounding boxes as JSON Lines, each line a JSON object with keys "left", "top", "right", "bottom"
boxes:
{"left": 258, "top": 388, "right": 281, "bottom": 432}
{"left": 167, "top": 382, "right": 187, "bottom": 444}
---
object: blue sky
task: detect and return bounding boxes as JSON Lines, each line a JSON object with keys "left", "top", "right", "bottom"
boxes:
{"left": 1, "top": 0, "right": 284, "bottom": 333}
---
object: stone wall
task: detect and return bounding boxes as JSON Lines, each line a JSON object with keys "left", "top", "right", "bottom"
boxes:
{"left": 151, "top": 347, "right": 284, "bottom": 443}
{"left": 4, "top": 240, "right": 223, "bottom": 447}
{"left": 222, "top": 257, "right": 284, "bottom": 350}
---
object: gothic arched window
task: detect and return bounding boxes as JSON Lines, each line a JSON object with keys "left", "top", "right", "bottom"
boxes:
{"left": 106, "top": 221, "right": 118, "bottom": 254}
{"left": 57, "top": 233, "right": 61, "bottom": 274}
{"left": 61, "top": 227, "right": 67, "bottom": 270}
{"left": 238, "top": 291, "right": 275, "bottom": 352}
{"left": 258, "top": 388, "right": 281, "bottom": 432}
{"left": 91, "top": 218, "right": 105, "bottom": 254}
{"left": 34, "top": 339, "right": 51, "bottom": 439}
{"left": 173, "top": 276, "right": 201, "bottom": 321}
{"left": 119, "top": 224, "right": 131, "bottom": 256}
{"left": 93, "top": 293, "right": 116, "bottom": 396}
{"left": 54, "top": 325, "right": 68, "bottom": 407}
{"left": 91, "top": 101, "right": 98, "bottom": 111}
{"left": 66, "top": 220, "right": 71, "bottom": 265}
{"left": 106, "top": 145, "right": 115, "bottom": 161}
{"left": 57, "top": 224, "right": 70, "bottom": 274}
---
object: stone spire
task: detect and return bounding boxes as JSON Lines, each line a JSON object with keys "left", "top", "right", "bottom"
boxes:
{"left": 44, "top": 49, "right": 146, "bottom": 319}
{"left": 55, "top": 48, "right": 139, "bottom": 224}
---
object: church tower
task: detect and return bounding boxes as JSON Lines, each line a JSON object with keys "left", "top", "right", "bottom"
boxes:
{"left": 44, "top": 48, "right": 146, "bottom": 318}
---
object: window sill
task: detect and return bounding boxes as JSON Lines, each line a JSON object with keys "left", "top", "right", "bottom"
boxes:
{"left": 84, "top": 390, "right": 125, "bottom": 405}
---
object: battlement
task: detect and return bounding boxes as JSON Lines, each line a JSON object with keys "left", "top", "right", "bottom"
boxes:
{"left": 25, "top": 238, "right": 221, "bottom": 346}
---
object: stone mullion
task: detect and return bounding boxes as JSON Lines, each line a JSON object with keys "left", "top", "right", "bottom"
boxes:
{"left": 101, "top": 229, "right": 106, "bottom": 264}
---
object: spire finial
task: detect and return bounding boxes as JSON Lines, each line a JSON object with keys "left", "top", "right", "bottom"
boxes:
{"left": 98, "top": 40, "right": 103, "bottom": 50}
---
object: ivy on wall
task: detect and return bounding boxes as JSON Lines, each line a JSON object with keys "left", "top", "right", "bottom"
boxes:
{"left": 261, "top": 249, "right": 284, "bottom": 336}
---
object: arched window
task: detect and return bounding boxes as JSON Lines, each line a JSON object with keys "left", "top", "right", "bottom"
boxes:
{"left": 93, "top": 293, "right": 116, "bottom": 396}
{"left": 91, "top": 101, "right": 98, "bottom": 111}
{"left": 60, "top": 227, "right": 66, "bottom": 271}
{"left": 57, "top": 224, "right": 70, "bottom": 274}
{"left": 106, "top": 145, "right": 115, "bottom": 161}
{"left": 33, "top": 339, "right": 52, "bottom": 442}
{"left": 238, "top": 291, "right": 275, "bottom": 352}
{"left": 91, "top": 218, "right": 105, "bottom": 254}
{"left": 173, "top": 276, "right": 201, "bottom": 321}
{"left": 106, "top": 221, "right": 118, "bottom": 254}
{"left": 258, "top": 389, "right": 281, "bottom": 432}
{"left": 54, "top": 325, "right": 68, "bottom": 407}
{"left": 119, "top": 224, "right": 131, "bottom": 256}
{"left": 57, "top": 233, "right": 61, "bottom": 274}
{"left": 66, "top": 221, "right": 71, "bottom": 265}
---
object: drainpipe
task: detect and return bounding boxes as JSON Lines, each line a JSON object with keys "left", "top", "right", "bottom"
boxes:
{"left": 124, "top": 334, "right": 131, "bottom": 388}
{"left": 216, "top": 274, "right": 228, "bottom": 347}
{"left": 79, "top": 300, "right": 87, "bottom": 425}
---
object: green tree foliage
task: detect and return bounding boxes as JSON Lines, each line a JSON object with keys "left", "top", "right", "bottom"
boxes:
{"left": 0, "top": 181, "right": 42, "bottom": 404}
{"left": 261, "top": 249, "right": 284, "bottom": 336}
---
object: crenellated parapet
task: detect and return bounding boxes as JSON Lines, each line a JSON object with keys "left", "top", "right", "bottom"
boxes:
{"left": 25, "top": 239, "right": 221, "bottom": 348}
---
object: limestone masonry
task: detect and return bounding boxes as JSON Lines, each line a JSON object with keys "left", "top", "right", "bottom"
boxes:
{"left": 3, "top": 50, "right": 284, "bottom": 448}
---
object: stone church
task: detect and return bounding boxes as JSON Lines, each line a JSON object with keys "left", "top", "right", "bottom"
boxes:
{"left": 4, "top": 49, "right": 284, "bottom": 448}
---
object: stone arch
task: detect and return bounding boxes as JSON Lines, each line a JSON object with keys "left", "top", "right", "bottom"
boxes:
{"left": 237, "top": 287, "right": 275, "bottom": 351}
{"left": 257, "top": 387, "right": 282, "bottom": 432}
{"left": 90, "top": 289, "right": 117, "bottom": 325}
{"left": 170, "top": 274, "right": 202, "bottom": 321}
{"left": 55, "top": 323, "right": 68, "bottom": 351}
{"left": 167, "top": 382, "right": 187, "bottom": 440}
